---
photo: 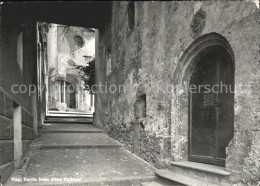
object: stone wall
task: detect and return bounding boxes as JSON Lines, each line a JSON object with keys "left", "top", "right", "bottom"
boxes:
{"left": 21, "top": 108, "right": 34, "bottom": 156}
{"left": 0, "top": 9, "right": 37, "bottom": 111}
{"left": 0, "top": 88, "right": 14, "bottom": 184}
{"left": 0, "top": 5, "right": 37, "bottom": 184}
{"left": 96, "top": 1, "right": 260, "bottom": 185}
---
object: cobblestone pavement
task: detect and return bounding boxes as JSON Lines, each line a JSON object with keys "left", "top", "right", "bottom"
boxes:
{"left": 6, "top": 124, "right": 155, "bottom": 186}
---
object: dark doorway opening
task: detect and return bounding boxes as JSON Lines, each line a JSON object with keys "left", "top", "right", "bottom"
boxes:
{"left": 66, "top": 81, "right": 76, "bottom": 109}
{"left": 188, "top": 47, "right": 234, "bottom": 166}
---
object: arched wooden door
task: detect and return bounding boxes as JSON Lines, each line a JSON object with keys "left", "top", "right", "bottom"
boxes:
{"left": 189, "top": 47, "right": 234, "bottom": 166}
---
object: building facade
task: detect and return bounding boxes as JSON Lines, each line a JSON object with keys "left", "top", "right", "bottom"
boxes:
{"left": 0, "top": 6, "right": 36, "bottom": 183}
{"left": 95, "top": 1, "right": 260, "bottom": 185}
{"left": 46, "top": 24, "right": 95, "bottom": 113}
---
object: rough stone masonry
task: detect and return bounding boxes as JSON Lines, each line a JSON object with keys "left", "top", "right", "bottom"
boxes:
{"left": 95, "top": 1, "right": 260, "bottom": 185}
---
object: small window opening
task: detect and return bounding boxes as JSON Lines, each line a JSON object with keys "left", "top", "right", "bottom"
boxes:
{"left": 127, "top": 2, "right": 135, "bottom": 32}
{"left": 17, "top": 32, "right": 23, "bottom": 72}
{"left": 135, "top": 94, "right": 146, "bottom": 119}
{"left": 106, "top": 49, "right": 112, "bottom": 76}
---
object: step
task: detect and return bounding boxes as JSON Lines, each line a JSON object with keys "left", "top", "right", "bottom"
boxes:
{"left": 141, "top": 181, "right": 166, "bottom": 186}
{"left": 6, "top": 149, "right": 155, "bottom": 186}
{"left": 171, "top": 161, "right": 230, "bottom": 176}
{"left": 155, "top": 169, "right": 219, "bottom": 186}
{"left": 169, "top": 161, "right": 231, "bottom": 185}
{"left": 44, "top": 115, "right": 93, "bottom": 124}
{"left": 30, "top": 133, "right": 124, "bottom": 150}
{"left": 48, "top": 110, "right": 93, "bottom": 116}
{"left": 40, "top": 124, "right": 103, "bottom": 133}
{"left": 45, "top": 116, "right": 93, "bottom": 124}
{"left": 141, "top": 181, "right": 174, "bottom": 186}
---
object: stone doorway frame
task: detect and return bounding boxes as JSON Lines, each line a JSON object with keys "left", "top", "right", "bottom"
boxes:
{"left": 170, "top": 33, "right": 235, "bottom": 166}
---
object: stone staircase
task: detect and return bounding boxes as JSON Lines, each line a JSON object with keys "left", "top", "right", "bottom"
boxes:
{"left": 6, "top": 123, "right": 155, "bottom": 186}
{"left": 5, "top": 120, "right": 233, "bottom": 186}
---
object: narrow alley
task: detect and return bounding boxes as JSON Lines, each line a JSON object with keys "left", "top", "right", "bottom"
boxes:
{"left": 0, "top": 1, "right": 259, "bottom": 186}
